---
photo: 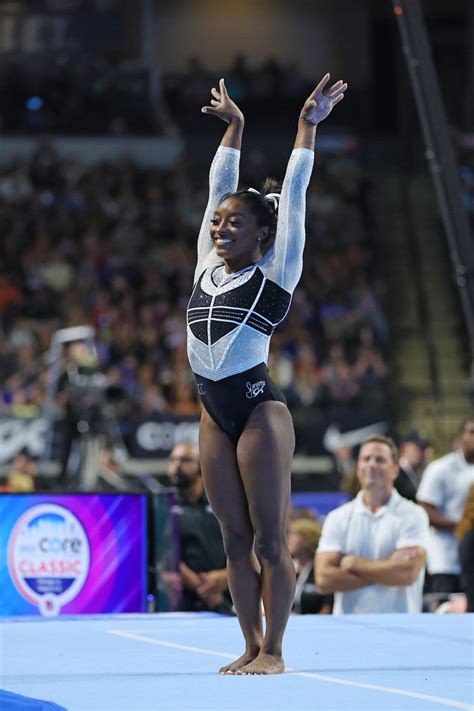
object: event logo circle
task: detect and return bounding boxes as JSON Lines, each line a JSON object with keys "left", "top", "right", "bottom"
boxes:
{"left": 8, "top": 504, "right": 90, "bottom": 616}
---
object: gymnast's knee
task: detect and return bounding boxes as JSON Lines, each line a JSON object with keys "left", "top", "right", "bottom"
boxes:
{"left": 222, "top": 528, "right": 254, "bottom": 562}
{"left": 254, "top": 531, "right": 286, "bottom": 565}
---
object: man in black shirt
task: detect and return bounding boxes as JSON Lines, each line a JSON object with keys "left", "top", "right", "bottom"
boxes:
{"left": 168, "top": 442, "right": 232, "bottom": 614}
{"left": 394, "top": 432, "right": 431, "bottom": 501}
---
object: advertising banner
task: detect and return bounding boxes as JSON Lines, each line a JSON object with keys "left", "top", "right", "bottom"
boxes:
{"left": 0, "top": 415, "right": 201, "bottom": 464}
{"left": 0, "top": 494, "right": 147, "bottom": 617}
{"left": 0, "top": 408, "right": 392, "bottom": 465}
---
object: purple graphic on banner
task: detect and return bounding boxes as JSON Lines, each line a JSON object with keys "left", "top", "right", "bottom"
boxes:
{"left": 0, "top": 494, "right": 147, "bottom": 616}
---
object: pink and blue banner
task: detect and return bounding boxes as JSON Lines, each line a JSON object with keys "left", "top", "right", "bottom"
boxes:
{"left": 0, "top": 494, "right": 147, "bottom": 616}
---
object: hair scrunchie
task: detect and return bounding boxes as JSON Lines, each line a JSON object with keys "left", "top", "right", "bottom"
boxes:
{"left": 247, "top": 187, "right": 280, "bottom": 211}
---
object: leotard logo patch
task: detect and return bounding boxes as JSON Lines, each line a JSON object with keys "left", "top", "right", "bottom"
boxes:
{"left": 245, "top": 381, "right": 266, "bottom": 399}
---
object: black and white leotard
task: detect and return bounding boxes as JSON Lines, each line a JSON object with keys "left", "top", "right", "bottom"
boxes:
{"left": 187, "top": 145, "right": 314, "bottom": 383}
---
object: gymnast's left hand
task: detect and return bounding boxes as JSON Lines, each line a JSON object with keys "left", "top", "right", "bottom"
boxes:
{"left": 300, "top": 73, "right": 347, "bottom": 125}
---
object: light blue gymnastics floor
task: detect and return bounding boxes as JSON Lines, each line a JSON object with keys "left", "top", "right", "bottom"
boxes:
{"left": 1, "top": 612, "right": 473, "bottom": 711}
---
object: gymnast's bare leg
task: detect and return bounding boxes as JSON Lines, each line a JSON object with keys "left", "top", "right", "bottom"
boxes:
{"left": 200, "top": 402, "right": 295, "bottom": 674}
{"left": 235, "top": 401, "right": 295, "bottom": 674}
{"left": 199, "top": 409, "right": 263, "bottom": 673}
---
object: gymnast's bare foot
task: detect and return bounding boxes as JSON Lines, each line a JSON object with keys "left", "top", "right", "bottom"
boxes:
{"left": 219, "top": 650, "right": 259, "bottom": 674}
{"left": 237, "top": 653, "right": 285, "bottom": 675}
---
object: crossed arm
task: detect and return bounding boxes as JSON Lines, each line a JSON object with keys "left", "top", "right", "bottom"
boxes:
{"left": 316, "top": 547, "right": 426, "bottom": 595}
{"left": 180, "top": 562, "right": 229, "bottom": 609}
{"left": 417, "top": 501, "right": 457, "bottom": 531}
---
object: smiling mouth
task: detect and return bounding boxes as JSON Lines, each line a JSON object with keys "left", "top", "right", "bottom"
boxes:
{"left": 214, "top": 238, "right": 233, "bottom": 246}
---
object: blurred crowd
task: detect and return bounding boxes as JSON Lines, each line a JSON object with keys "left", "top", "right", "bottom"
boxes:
{"left": 0, "top": 135, "right": 389, "bottom": 426}
{"left": 0, "top": 52, "right": 352, "bottom": 136}
{"left": 0, "top": 53, "right": 157, "bottom": 135}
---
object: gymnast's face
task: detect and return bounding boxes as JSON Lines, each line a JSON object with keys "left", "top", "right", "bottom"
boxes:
{"left": 211, "top": 197, "right": 266, "bottom": 272}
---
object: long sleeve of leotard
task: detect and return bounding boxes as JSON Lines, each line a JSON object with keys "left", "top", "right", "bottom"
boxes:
{"left": 194, "top": 146, "right": 240, "bottom": 282}
{"left": 262, "top": 147, "right": 314, "bottom": 293}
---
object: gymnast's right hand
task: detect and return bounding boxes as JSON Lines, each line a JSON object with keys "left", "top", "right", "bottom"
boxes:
{"left": 201, "top": 78, "right": 244, "bottom": 124}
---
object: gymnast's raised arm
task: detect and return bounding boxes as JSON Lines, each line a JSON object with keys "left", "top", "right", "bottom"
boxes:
{"left": 267, "top": 73, "right": 347, "bottom": 292}
{"left": 194, "top": 79, "right": 244, "bottom": 280}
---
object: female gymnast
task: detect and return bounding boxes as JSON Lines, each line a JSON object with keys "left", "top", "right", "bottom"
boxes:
{"left": 186, "top": 73, "right": 346, "bottom": 674}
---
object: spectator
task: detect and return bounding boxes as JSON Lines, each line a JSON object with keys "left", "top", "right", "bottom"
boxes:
{"left": 456, "top": 483, "right": 474, "bottom": 612}
{"left": 316, "top": 434, "right": 429, "bottom": 614}
{"left": 394, "top": 431, "right": 431, "bottom": 502}
{"left": 4, "top": 450, "right": 41, "bottom": 492}
{"left": 292, "top": 342, "right": 324, "bottom": 406}
{"left": 0, "top": 272, "right": 23, "bottom": 330}
{"left": 288, "top": 505, "right": 319, "bottom": 522}
{"left": 55, "top": 339, "right": 103, "bottom": 483}
{"left": 352, "top": 326, "right": 387, "bottom": 399}
{"left": 95, "top": 450, "right": 138, "bottom": 493}
{"left": 167, "top": 443, "right": 232, "bottom": 614}
{"left": 321, "top": 342, "right": 360, "bottom": 406}
{"left": 288, "top": 517, "right": 332, "bottom": 614}
{"left": 334, "top": 444, "right": 358, "bottom": 497}
{"left": 416, "top": 418, "right": 474, "bottom": 601}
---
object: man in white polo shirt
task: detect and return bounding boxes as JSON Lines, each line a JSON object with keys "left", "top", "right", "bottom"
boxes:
{"left": 416, "top": 418, "right": 474, "bottom": 600}
{"left": 316, "top": 435, "right": 429, "bottom": 614}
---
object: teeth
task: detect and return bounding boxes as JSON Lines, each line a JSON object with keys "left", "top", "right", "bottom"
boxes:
{"left": 216, "top": 239, "right": 232, "bottom": 245}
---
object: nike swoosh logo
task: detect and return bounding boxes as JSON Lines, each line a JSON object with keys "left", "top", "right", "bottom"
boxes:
{"left": 323, "top": 421, "right": 389, "bottom": 452}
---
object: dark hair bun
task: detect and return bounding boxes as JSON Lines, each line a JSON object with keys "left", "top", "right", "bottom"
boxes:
{"left": 261, "top": 178, "right": 282, "bottom": 195}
